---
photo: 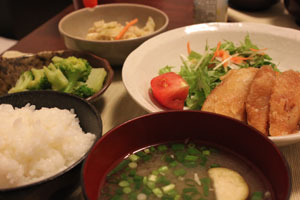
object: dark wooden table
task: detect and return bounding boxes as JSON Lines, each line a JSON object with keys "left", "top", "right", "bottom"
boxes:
{"left": 5, "top": 1, "right": 196, "bottom": 199}
{"left": 8, "top": 0, "right": 195, "bottom": 53}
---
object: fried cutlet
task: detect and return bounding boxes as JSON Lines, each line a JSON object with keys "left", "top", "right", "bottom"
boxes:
{"left": 269, "top": 70, "right": 300, "bottom": 136}
{"left": 246, "top": 66, "right": 276, "bottom": 135}
{"left": 201, "top": 67, "right": 258, "bottom": 122}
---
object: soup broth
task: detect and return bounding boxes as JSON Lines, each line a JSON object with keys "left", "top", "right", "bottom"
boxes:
{"left": 99, "top": 142, "right": 272, "bottom": 200}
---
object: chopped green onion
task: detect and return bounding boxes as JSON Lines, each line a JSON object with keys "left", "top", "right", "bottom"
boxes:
{"left": 187, "top": 147, "right": 201, "bottom": 155}
{"left": 144, "top": 148, "right": 150, "bottom": 154}
{"left": 184, "top": 155, "right": 198, "bottom": 161}
{"left": 162, "top": 184, "right": 175, "bottom": 193}
{"left": 174, "top": 169, "right": 187, "bottom": 177}
{"left": 129, "top": 154, "right": 140, "bottom": 162}
{"left": 171, "top": 143, "right": 185, "bottom": 151}
{"left": 158, "top": 145, "right": 168, "bottom": 152}
{"left": 111, "top": 195, "right": 122, "bottom": 200}
{"left": 250, "top": 191, "right": 264, "bottom": 200}
{"left": 129, "top": 169, "right": 136, "bottom": 177}
{"left": 123, "top": 187, "right": 132, "bottom": 194}
{"left": 153, "top": 188, "right": 163, "bottom": 198}
{"left": 157, "top": 176, "right": 171, "bottom": 186}
{"left": 210, "top": 163, "right": 221, "bottom": 168}
{"left": 164, "top": 155, "right": 175, "bottom": 163}
{"left": 128, "top": 162, "right": 138, "bottom": 169}
{"left": 175, "top": 151, "right": 187, "bottom": 163}
{"left": 158, "top": 166, "right": 169, "bottom": 173}
{"left": 200, "top": 177, "right": 211, "bottom": 197}
{"left": 118, "top": 180, "right": 130, "bottom": 187}
{"left": 148, "top": 174, "right": 158, "bottom": 182}
{"left": 150, "top": 146, "right": 156, "bottom": 152}
{"left": 147, "top": 181, "right": 156, "bottom": 189}
{"left": 202, "top": 150, "right": 210, "bottom": 156}
{"left": 199, "top": 154, "right": 208, "bottom": 166}
{"left": 169, "top": 161, "right": 178, "bottom": 168}
{"left": 107, "top": 160, "right": 130, "bottom": 176}
{"left": 142, "top": 187, "right": 152, "bottom": 195}
{"left": 137, "top": 193, "right": 147, "bottom": 200}
{"left": 152, "top": 170, "right": 159, "bottom": 176}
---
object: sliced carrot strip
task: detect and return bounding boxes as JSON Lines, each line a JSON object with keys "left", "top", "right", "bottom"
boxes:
{"left": 231, "top": 56, "right": 253, "bottom": 64}
{"left": 115, "top": 18, "right": 138, "bottom": 40}
{"left": 211, "top": 41, "right": 222, "bottom": 61}
{"left": 250, "top": 48, "right": 268, "bottom": 52}
{"left": 187, "top": 41, "right": 191, "bottom": 54}
{"left": 222, "top": 51, "right": 230, "bottom": 68}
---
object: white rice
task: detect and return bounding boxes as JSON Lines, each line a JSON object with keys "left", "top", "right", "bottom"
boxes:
{"left": 0, "top": 104, "right": 96, "bottom": 188}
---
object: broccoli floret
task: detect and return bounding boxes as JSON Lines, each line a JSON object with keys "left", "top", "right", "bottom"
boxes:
{"left": 27, "top": 68, "right": 51, "bottom": 90}
{"left": 8, "top": 71, "right": 33, "bottom": 93}
{"left": 86, "top": 68, "right": 107, "bottom": 93}
{"left": 72, "top": 82, "right": 95, "bottom": 98}
{"left": 51, "top": 56, "right": 92, "bottom": 93}
{"left": 44, "top": 63, "right": 68, "bottom": 91}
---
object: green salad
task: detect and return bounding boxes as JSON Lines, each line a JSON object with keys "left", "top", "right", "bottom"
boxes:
{"left": 158, "top": 35, "right": 278, "bottom": 110}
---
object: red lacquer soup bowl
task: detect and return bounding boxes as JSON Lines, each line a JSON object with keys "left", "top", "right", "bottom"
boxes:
{"left": 81, "top": 111, "right": 291, "bottom": 200}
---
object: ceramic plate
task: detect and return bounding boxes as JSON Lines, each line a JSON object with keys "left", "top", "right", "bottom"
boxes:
{"left": 122, "top": 22, "right": 300, "bottom": 146}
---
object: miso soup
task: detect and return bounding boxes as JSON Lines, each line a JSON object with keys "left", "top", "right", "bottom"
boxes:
{"left": 99, "top": 142, "right": 272, "bottom": 200}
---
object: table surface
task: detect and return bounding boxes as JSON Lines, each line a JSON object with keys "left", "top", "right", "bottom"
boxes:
{"left": 5, "top": 0, "right": 300, "bottom": 199}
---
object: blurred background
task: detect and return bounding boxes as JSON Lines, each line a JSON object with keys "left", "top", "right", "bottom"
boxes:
{"left": 0, "top": 0, "right": 71, "bottom": 53}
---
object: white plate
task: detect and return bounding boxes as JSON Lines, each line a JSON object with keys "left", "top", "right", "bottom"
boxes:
{"left": 122, "top": 22, "right": 300, "bottom": 146}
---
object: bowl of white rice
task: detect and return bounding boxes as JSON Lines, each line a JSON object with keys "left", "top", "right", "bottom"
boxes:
{"left": 0, "top": 90, "right": 102, "bottom": 200}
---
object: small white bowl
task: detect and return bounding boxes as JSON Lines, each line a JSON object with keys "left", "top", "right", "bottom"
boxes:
{"left": 58, "top": 3, "right": 169, "bottom": 67}
{"left": 122, "top": 22, "right": 300, "bottom": 146}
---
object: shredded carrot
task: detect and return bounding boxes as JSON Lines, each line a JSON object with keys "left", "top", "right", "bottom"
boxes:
{"left": 187, "top": 41, "right": 191, "bottom": 54}
{"left": 222, "top": 51, "right": 230, "bottom": 68}
{"left": 115, "top": 18, "right": 138, "bottom": 40}
{"left": 231, "top": 56, "right": 253, "bottom": 64}
{"left": 250, "top": 48, "right": 268, "bottom": 52}
{"left": 211, "top": 41, "right": 222, "bottom": 61}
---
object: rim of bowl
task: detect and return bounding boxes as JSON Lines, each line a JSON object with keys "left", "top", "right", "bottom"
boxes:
{"left": 58, "top": 3, "right": 169, "bottom": 43}
{"left": 0, "top": 90, "right": 102, "bottom": 192}
{"left": 81, "top": 110, "right": 291, "bottom": 200}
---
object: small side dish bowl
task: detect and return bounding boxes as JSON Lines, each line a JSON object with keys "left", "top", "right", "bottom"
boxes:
{"left": 0, "top": 90, "right": 102, "bottom": 200}
{"left": 81, "top": 111, "right": 290, "bottom": 200}
{"left": 58, "top": 3, "right": 169, "bottom": 67}
{"left": 0, "top": 50, "right": 114, "bottom": 103}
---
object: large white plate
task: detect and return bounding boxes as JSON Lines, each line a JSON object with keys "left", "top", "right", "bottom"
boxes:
{"left": 122, "top": 22, "right": 300, "bottom": 146}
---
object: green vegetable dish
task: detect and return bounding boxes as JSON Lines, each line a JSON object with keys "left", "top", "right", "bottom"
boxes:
{"left": 100, "top": 142, "right": 272, "bottom": 200}
{"left": 158, "top": 35, "right": 278, "bottom": 110}
{"left": 8, "top": 56, "right": 107, "bottom": 99}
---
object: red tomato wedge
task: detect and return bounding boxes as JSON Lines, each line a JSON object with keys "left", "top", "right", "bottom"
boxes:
{"left": 83, "top": 0, "right": 98, "bottom": 8}
{"left": 150, "top": 72, "right": 189, "bottom": 110}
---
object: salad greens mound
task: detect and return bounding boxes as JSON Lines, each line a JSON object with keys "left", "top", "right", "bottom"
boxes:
{"left": 159, "top": 35, "right": 278, "bottom": 110}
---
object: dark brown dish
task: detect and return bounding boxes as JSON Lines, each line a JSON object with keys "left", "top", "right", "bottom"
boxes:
{"left": 0, "top": 50, "right": 114, "bottom": 103}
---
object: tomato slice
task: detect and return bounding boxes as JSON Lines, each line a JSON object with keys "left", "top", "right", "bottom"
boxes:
{"left": 150, "top": 72, "right": 189, "bottom": 110}
{"left": 83, "top": 0, "right": 98, "bottom": 8}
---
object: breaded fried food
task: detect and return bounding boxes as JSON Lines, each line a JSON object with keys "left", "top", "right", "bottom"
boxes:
{"left": 246, "top": 66, "right": 276, "bottom": 135}
{"left": 269, "top": 70, "right": 300, "bottom": 136}
{"left": 202, "top": 67, "right": 258, "bottom": 121}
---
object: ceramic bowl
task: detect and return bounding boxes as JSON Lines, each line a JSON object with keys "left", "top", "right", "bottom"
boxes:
{"left": 122, "top": 22, "right": 300, "bottom": 146}
{"left": 58, "top": 3, "right": 169, "bottom": 67}
{"left": 81, "top": 111, "right": 290, "bottom": 200}
{"left": 0, "top": 90, "right": 102, "bottom": 200}
{"left": 0, "top": 50, "right": 114, "bottom": 103}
